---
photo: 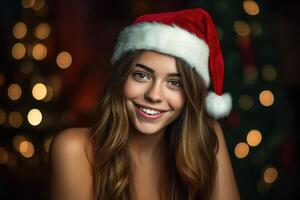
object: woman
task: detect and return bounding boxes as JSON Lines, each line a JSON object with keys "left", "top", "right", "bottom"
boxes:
{"left": 50, "top": 8, "right": 240, "bottom": 200}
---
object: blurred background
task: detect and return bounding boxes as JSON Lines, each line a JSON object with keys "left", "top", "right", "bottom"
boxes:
{"left": 0, "top": 0, "right": 299, "bottom": 199}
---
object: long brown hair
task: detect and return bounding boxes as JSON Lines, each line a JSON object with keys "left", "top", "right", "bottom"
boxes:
{"left": 90, "top": 50, "right": 219, "bottom": 200}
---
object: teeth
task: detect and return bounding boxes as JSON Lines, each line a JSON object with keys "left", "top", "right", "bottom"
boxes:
{"left": 140, "top": 107, "right": 160, "bottom": 115}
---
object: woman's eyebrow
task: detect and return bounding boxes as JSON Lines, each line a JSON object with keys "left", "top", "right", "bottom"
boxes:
{"left": 135, "top": 63, "right": 181, "bottom": 77}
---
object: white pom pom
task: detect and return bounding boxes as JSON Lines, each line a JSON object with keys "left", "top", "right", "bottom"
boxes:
{"left": 205, "top": 92, "right": 232, "bottom": 119}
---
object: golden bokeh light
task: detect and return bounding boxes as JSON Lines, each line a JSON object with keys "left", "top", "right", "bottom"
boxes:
{"left": 27, "top": 109, "right": 42, "bottom": 126}
{"left": 262, "top": 65, "right": 277, "bottom": 82}
{"left": 246, "top": 129, "right": 262, "bottom": 147}
{"left": 259, "top": 90, "right": 274, "bottom": 107}
{"left": 238, "top": 94, "right": 254, "bottom": 111}
{"left": 234, "top": 21, "right": 250, "bottom": 37}
{"left": 21, "top": 0, "right": 36, "bottom": 8}
{"left": 243, "top": 0, "right": 260, "bottom": 16}
{"left": 35, "top": 23, "right": 50, "bottom": 40}
{"left": 44, "top": 137, "right": 53, "bottom": 153}
{"left": 234, "top": 142, "right": 249, "bottom": 159}
{"left": 0, "top": 73, "right": 5, "bottom": 87}
{"left": 56, "top": 51, "right": 72, "bottom": 69}
{"left": 13, "top": 22, "right": 27, "bottom": 39}
{"left": 12, "top": 43, "right": 26, "bottom": 60}
{"left": 13, "top": 135, "right": 27, "bottom": 151}
{"left": 43, "top": 85, "right": 54, "bottom": 102}
{"left": 19, "top": 141, "right": 35, "bottom": 158}
{"left": 32, "top": 0, "right": 45, "bottom": 11}
{"left": 8, "top": 83, "right": 22, "bottom": 101}
{"left": 0, "top": 147, "right": 9, "bottom": 164}
{"left": 32, "top": 43, "right": 47, "bottom": 60}
{"left": 32, "top": 83, "right": 47, "bottom": 100}
{"left": 8, "top": 111, "right": 23, "bottom": 128}
{"left": 263, "top": 167, "right": 278, "bottom": 184}
{"left": 0, "top": 108, "right": 6, "bottom": 124}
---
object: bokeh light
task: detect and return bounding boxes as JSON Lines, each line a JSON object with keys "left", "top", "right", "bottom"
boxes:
{"left": 32, "top": 83, "right": 47, "bottom": 100}
{"left": 0, "top": 147, "right": 9, "bottom": 164}
{"left": 263, "top": 167, "right": 278, "bottom": 184}
{"left": 262, "top": 65, "right": 277, "bottom": 82}
{"left": 8, "top": 83, "right": 22, "bottom": 101}
{"left": 234, "top": 20, "right": 250, "bottom": 37}
{"left": 19, "top": 140, "right": 35, "bottom": 158}
{"left": 243, "top": 0, "right": 260, "bottom": 16}
{"left": 43, "top": 85, "right": 54, "bottom": 102}
{"left": 259, "top": 90, "right": 274, "bottom": 107}
{"left": 27, "top": 109, "right": 42, "bottom": 126}
{"left": 13, "top": 22, "right": 27, "bottom": 39}
{"left": 235, "top": 142, "right": 250, "bottom": 159}
{"left": 8, "top": 111, "right": 23, "bottom": 128}
{"left": 32, "top": 43, "right": 47, "bottom": 60}
{"left": 56, "top": 51, "right": 72, "bottom": 69}
{"left": 12, "top": 43, "right": 26, "bottom": 60}
{"left": 35, "top": 23, "right": 50, "bottom": 40}
{"left": 21, "top": 0, "right": 36, "bottom": 8}
{"left": 246, "top": 129, "right": 262, "bottom": 147}
{"left": 32, "top": 0, "right": 45, "bottom": 11}
{"left": 13, "top": 135, "right": 27, "bottom": 151}
{"left": 238, "top": 94, "right": 254, "bottom": 111}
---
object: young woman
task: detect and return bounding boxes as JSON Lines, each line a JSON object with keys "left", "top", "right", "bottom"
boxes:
{"left": 49, "top": 8, "right": 240, "bottom": 200}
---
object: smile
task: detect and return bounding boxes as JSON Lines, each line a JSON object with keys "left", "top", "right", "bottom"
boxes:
{"left": 133, "top": 103, "right": 166, "bottom": 120}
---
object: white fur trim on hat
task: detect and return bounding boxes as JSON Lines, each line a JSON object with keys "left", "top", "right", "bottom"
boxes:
{"left": 111, "top": 22, "right": 210, "bottom": 86}
{"left": 205, "top": 92, "right": 232, "bottom": 119}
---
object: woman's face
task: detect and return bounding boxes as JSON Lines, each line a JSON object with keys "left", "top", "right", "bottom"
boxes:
{"left": 123, "top": 51, "right": 186, "bottom": 135}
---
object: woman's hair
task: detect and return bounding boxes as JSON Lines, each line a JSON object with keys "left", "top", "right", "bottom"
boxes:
{"left": 90, "top": 49, "right": 219, "bottom": 200}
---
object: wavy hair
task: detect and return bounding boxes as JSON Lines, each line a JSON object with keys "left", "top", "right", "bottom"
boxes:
{"left": 90, "top": 50, "right": 219, "bottom": 200}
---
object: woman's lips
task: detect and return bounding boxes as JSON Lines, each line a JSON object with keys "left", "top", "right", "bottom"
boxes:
{"left": 134, "top": 104, "right": 165, "bottom": 120}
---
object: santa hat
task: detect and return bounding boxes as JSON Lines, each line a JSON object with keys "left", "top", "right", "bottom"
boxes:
{"left": 111, "top": 8, "right": 232, "bottom": 119}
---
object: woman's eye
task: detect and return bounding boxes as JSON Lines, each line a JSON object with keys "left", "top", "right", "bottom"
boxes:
{"left": 169, "top": 80, "right": 182, "bottom": 88}
{"left": 132, "top": 72, "right": 149, "bottom": 80}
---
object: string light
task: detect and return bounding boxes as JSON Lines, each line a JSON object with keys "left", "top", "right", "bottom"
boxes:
{"left": 243, "top": 0, "right": 260, "bottom": 16}
{"left": 234, "top": 142, "right": 249, "bottom": 158}
{"left": 12, "top": 43, "right": 26, "bottom": 60}
{"left": 234, "top": 20, "right": 250, "bottom": 37}
{"left": 263, "top": 166, "right": 278, "bottom": 184}
{"left": 13, "top": 22, "right": 27, "bottom": 39}
{"left": 259, "top": 90, "right": 274, "bottom": 107}
{"left": 8, "top": 83, "right": 22, "bottom": 101}
{"left": 246, "top": 129, "right": 262, "bottom": 147}
{"left": 27, "top": 108, "right": 42, "bottom": 126}
{"left": 32, "top": 43, "right": 47, "bottom": 60}
{"left": 32, "top": 83, "right": 47, "bottom": 100}
{"left": 56, "top": 51, "right": 72, "bottom": 69}
{"left": 19, "top": 140, "right": 35, "bottom": 158}
{"left": 35, "top": 23, "right": 50, "bottom": 40}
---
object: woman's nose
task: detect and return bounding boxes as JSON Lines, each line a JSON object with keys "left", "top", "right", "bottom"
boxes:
{"left": 144, "top": 83, "right": 162, "bottom": 103}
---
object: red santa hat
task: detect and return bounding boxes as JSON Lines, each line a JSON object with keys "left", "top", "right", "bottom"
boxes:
{"left": 111, "top": 8, "right": 232, "bottom": 119}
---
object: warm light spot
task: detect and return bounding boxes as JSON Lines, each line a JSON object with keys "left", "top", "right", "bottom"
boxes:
{"left": 238, "top": 94, "right": 254, "bottom": 111}
{"left": 32, "top": 83, "right": 47, "bottom": 100}
{"left": 247, "top": 129, "right": 262, "bottom": 147}
{"left": 12, "top": 43, "right": 26, "bottom": 60}
{"left": 243, "top": 0, "right": 260, "bottom": 16}
{"left": 0, "top": 108, "right": 6, "bottom": 124}
{"left": 263, "top": 167, "right": 278, "bottom": 184}
{"left": 32, "top": 43, "right": 47, "bottom": 60}
{"left": 13, "top": 22, "right": 27, "bottom": 39}
{"left": 234, "top": 21, "right": 250, "bottom": 37}
{"left": 21, "top": 0, "right": 36, "bottom": 8}
{"left": 19, "top": 141, "right": 35, "bottom": 158}
{"left": 27, "top": 109, "right": 42, "bottom": 126}
{"left": 43, "top": 85, "right": 54, "bottom": 102}
{"left": 234, "top": 142, "right": 249, "bottom": 159}
{"left": 44, "top": 137, "right": 53, "bottom": 153}
{"left": 13, "top": 135, "right": 27, "bottom": 151}
{"left": 0, "top": 73, "right": 5, "bottom": 87}
{"left": 259, "top": 90, "right": 274, "bottom": 107}
{"left": 8, "top": 111, "right": 23, "bottom": 128}
{"left": 35, "top": 23, "right": 50, "bottom": 40}
{"left": 262, "top": 65, "right": 277, "bottom": 82}
{"left": 0, "top": 147, "right": 9, "bottom": 164}
{"left": 32, "top": 0, "right": 45, "bottom": 11}
{"left": 8, "top": 83, "right": 22, "bottom": 101}
{"left": 56, "top": 51, "right": 72, "bottom": 69}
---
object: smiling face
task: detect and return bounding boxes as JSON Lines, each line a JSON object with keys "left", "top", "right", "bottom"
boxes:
{"left": 123, "top": 50, "right": 186, "bottom": 136}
